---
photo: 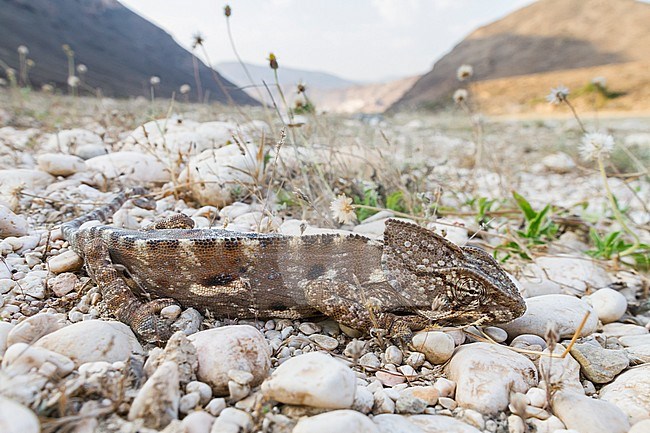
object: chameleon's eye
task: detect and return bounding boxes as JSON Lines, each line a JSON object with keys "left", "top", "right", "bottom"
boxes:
{"left": 450, "top": 276, "right": 487, "bottom": 303}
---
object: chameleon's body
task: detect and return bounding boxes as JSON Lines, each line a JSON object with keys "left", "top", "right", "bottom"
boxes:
{"left": 62, "top": 189, "right": 526, "bottom": 343}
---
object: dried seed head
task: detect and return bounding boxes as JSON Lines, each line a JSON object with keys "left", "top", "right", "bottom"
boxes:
{"left": 224, "top": 5, "right": 231, "bottom": 17}
{"left": 268, "top": 53, "right": 278, "bottom": 70}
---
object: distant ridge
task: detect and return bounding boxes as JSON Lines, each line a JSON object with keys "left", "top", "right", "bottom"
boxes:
{"left": 391, "top": 0, "right": 650, "bottom": 111}
{"left": 217, "top": 61, "right": 358, "bottom": 91}
{"left": 0, "top": 0, "right": 258, "bottom": 104}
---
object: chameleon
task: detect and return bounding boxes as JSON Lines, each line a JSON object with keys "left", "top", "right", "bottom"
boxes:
{"left": 61, "top": 188, "right": 526, "bottom": 343}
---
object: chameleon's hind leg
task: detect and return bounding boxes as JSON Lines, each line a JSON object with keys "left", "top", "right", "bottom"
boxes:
{"left": 83, "top": 237, "right": 178, "bottom": 344}
{"left": 303, "top": 279, "right": 429, "bottom": 342}
{"left": 143, "top": 213, "right": 195, "bottom": 230}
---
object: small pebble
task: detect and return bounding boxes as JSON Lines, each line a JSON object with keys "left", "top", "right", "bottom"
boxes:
{"left": 385, "top": 345, "right": 403, "bottom": 365}
{"left": 205, "top": 398, "right": 226, "bottom": 416}
{"left": 160, "top": 304, "right": 181, "bottom": 320}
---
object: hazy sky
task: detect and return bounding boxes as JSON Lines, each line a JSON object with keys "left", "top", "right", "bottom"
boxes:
{"left": 118, "top": 0, "right": 535, "bottom": 82}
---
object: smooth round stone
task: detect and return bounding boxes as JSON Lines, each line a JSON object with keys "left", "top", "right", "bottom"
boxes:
{"left": 352, "top": 386, "right": 374, "bottom": 414}
{"left": 411, "top": 331, "right": 456, "bottom": 364}
{"left": 529, "top": 415, "right": 568, "bottom": 433}
{"left": 446, "top": 343, "right": 538, "bottom": 414}
{"left": 359, "top": 353, "right": 381, "bottom": 369}
{"left": 551, "top": 390, "right": 629, "bottom": 433}
{"left": 47, "top": 250, "right": 84, "bottom": 274}
{"left": 293, "top": 409, "right": 379, "bottom": 433}
{"left": 186, "top": 381, "right": 212, "bottom": 405}
{"left": 262, "top": 352, "right": 355, "bottom": 409}
{"left": 619, "top": 335, "right": 650, "bottom": 347}
{"left": 160, "top": 304, "right": 181, "bottom": 320}
{"left": 600, "top": 365, "right": 650, "bottom": 424}
{"left": 86, "top": 151, "right": 170, "bottom": 183}
{"left": 601, "top": 323, "right": 648, "bottom": 338}
{"left": 629, "top": 420, "right": 650, "bottom": 433}
{"left": 7, "top": 313, "right": 66, "bottom": 346}
{"left": 534, "top": 256, "right": 612, "bottom": 296}
{"left": 385, "top": 345, "right": 403, "bottom": 365}
{"left": 499, "top": 294, "right": 597, "bottom": 339}
{"left": 433, "top": 378, "right": 456, "bottom": 398}
{"left": 507, "top": 414, "right": 525, "bottom": 433}
{"left": 484, "top": 326, "right": 508, "bottom": 343}
{"left": 375, "top": 370, "right": 406, "bottom": 387}
{"left": 510, "top": 334, "right": 547, "bottom": 350}
{"left": 34, "top": 320, "right": 143, "bottom": 366}
{"left": 188, "top": 325, "right": 270, "bottom": 395}
{"left": 181, "top": 410, "right": 215, "bottom": 433}
{"left": 585, "top": 288, "right": 627, "bottom": 324}
{"left": 0, "top": 396, "right": 40, "bottom": 433}
{"left": 408, "top": 414, "right": 483, "bottom": 433}
{"left": 2, "top": 342, "right": 74, "bottom": 376}
{"left": 372, "top": 414, "right": 424, "bottom": 433}
{"left": 0, "top": 321, "right": 14, "bottom": 356}
{"left": 298, "top": 322, "right": 321, "bottom": 335}
{"left": 400, "top": 386, "right": 439, "bottom": 406}
{"left": 179, "top": 392, "right": 201, "bottom": 414}
{"left": 526, "top": 387, "right": 547, "bottom": 408}
{"left": 37, "top": 153, "right": 86, "bottom": 177}
{"left": 309, "top": 334, "right": 339, "bottom": 350}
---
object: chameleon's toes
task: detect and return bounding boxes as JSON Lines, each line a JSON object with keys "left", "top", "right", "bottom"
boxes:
{"left": 129, "top": 299, "right": 179, "bottom": 344}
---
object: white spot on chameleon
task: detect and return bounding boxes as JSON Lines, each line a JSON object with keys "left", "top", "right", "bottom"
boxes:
{"left": 135, "top": 239, "right": 147, "bottom": 252}
{"left": 240, "top": 238, "right": 260, "bottom": 259}
{"left": 368, "top": 268, "right": 386, "bottom": 283}
{"left": 288, "top": 237, "right": 303, "bottom": 249}
{"left": 178, "top": 238, "right": 199, "bottom": 272}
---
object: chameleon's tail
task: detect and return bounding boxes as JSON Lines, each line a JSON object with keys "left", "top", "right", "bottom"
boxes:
{"left": 61, "top": 187, "right": 148, "bottom": 246}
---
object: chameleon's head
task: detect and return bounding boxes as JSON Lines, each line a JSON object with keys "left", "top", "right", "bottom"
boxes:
{"left": 382, "top": 219, "right": 526, "bottom": 325}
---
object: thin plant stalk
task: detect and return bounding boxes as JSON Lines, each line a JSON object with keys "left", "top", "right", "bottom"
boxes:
{"left": 596, "top": 155, "right": 640, "bottom": 257}
{"left": 225, "top": 14, "right": 264, "bottom": 104}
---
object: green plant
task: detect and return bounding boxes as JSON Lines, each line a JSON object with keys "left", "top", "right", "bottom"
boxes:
{"left": 587, "top": 229, "right": 650, "bottom": 270}
{"left": 353, "top": 186, "right": 380, "bottom": 221}
{"left": 512, "top": 191, "right": 558, "bottom": 243}
{"left": 467, "top": 196, "right": 499, "bottom": 227}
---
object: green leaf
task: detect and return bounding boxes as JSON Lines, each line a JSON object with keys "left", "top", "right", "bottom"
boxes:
{"left": 512, "top": 191, "right": 536, "bottom": 221}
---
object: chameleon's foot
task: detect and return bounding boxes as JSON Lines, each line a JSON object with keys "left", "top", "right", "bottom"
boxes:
{"left": 143, "top": 213, "right": 195, "bottom": 230}
{"left": 129, "top": 298, "right": 179, "bottom": 344}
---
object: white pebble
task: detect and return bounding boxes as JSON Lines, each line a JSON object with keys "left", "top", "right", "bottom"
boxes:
{"left": 411, "top": 331, "right": 455, "bottom": 364}
{"left": 187, "top": 381, "right": 213, "bottom": 405}
{"left": 179, "top": 392, "right": 201, "bottom": 414}
{"left": 160, "top": 304, "right": 182, "bottom": 320}
{"left": 47, "top": 250, "right": 83, "bottom": 273}
{"left": 0, "top": 396, "right": 40, "bottom": 433}
{"left": 205, "top": 398, "right": 226, "bottom": 416}
{"left": 586, "top": 288, "right": 627, "bottom": 324}
{"left": 262, "top": 352, "right": 355, "bottom": 408}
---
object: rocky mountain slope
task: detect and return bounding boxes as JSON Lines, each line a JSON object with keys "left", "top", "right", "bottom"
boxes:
{"left": 391, "top": 0, "right": 650, "bottom": 111}
{"left": 0, "top": 0, "right": 258, "bottom": 104}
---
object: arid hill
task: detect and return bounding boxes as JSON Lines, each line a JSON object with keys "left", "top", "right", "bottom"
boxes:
{"left": 0, "top": 0, "right": 258, "bottom": 104}
{"left": 391, "top": 0, "right": 650, "bottom": 111}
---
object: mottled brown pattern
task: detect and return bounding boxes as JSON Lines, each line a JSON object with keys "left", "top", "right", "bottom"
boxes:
{"left": 62, "top": 189, "right": 526, "bottom": 343}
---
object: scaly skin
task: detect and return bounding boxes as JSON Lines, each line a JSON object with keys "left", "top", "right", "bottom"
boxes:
{"left": 62, "top": 189, "right": 526, "bottom": 343}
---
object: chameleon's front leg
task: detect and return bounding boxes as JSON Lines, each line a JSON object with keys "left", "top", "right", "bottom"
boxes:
{"left": 303, "top": 279, "right": 429, "bottom": 342}
{"left": 83, "top": 238, "right": 178, "bottom": 344}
